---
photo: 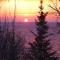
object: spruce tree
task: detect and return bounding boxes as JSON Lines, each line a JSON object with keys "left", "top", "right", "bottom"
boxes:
{"left": 29, "top": 0, "right": 58, "bottom": 60}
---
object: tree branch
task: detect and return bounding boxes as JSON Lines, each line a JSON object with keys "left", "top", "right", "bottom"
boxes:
{"left": 48, "top": 5, "right": 60, "bottom": 15}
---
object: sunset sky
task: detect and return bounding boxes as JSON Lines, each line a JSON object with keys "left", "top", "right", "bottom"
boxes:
{"left": 0, "top": 0, "right": 60, "bottom": 22}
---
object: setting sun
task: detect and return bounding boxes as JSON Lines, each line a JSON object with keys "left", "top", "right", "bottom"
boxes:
{"left": 0, "top": 0, "right": 60, "bottom": 22}
{"left": 24, "top": 18, "right": 28, "bottom": 22}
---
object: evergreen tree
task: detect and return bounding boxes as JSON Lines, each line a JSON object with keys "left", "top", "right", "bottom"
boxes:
{"left": 0, "top": 21, "right": 24, "bottom": 60}
{"left": 0, "top": 0, "right": 24, "bottom": 60}
{"left": 29, "top": 0, "right": 58, "bottom": 60}
{"left": 8, "top": 31, "right": 23, "bottom": 60}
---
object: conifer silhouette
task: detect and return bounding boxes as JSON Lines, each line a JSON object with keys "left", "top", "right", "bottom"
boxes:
{"left": 0, "top": 0, "right": 23, "bottom": 59}
{"left": 29, "top": 0, "right": 58, "bottom": 60}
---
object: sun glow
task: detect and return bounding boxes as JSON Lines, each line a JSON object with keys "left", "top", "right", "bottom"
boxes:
{"left": 0, "top": 0, "right": 54, "bottom": 16}
{"left": 24, "top": 18, "right": 28, "bottom": 22}
{"left": 0, "top": 0, "right": 59, "bottom": 22}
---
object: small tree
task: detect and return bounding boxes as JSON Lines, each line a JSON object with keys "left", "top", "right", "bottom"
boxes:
{"left": 0, "top": 21, "right": 24, "bottom": 60}
{"left": 8, "top": 31, "right": 23, "bottom": 60}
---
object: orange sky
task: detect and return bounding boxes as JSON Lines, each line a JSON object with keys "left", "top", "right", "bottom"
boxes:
{"left": 0, "top": 0, "right": 60, "bottom": 22}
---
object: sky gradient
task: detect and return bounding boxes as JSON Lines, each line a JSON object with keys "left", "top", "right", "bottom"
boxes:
{"left": 0, "top": 0, "right": 60, "bottom": 22}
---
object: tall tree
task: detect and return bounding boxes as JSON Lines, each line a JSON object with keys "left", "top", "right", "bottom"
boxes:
{"left": 0, "top": 0, "right": 24, "bottom": 60}
{"left": 29, "top": 0, "right": 58, "bottom": 60}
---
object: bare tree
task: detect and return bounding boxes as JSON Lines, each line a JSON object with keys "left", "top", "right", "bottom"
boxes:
{"left": 48, "top": 0, "right": 60, "bottom": 15}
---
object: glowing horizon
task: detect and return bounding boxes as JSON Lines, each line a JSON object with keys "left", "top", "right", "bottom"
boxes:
{"left": 0, "top": 0, "right": 60, "bottom": 22}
